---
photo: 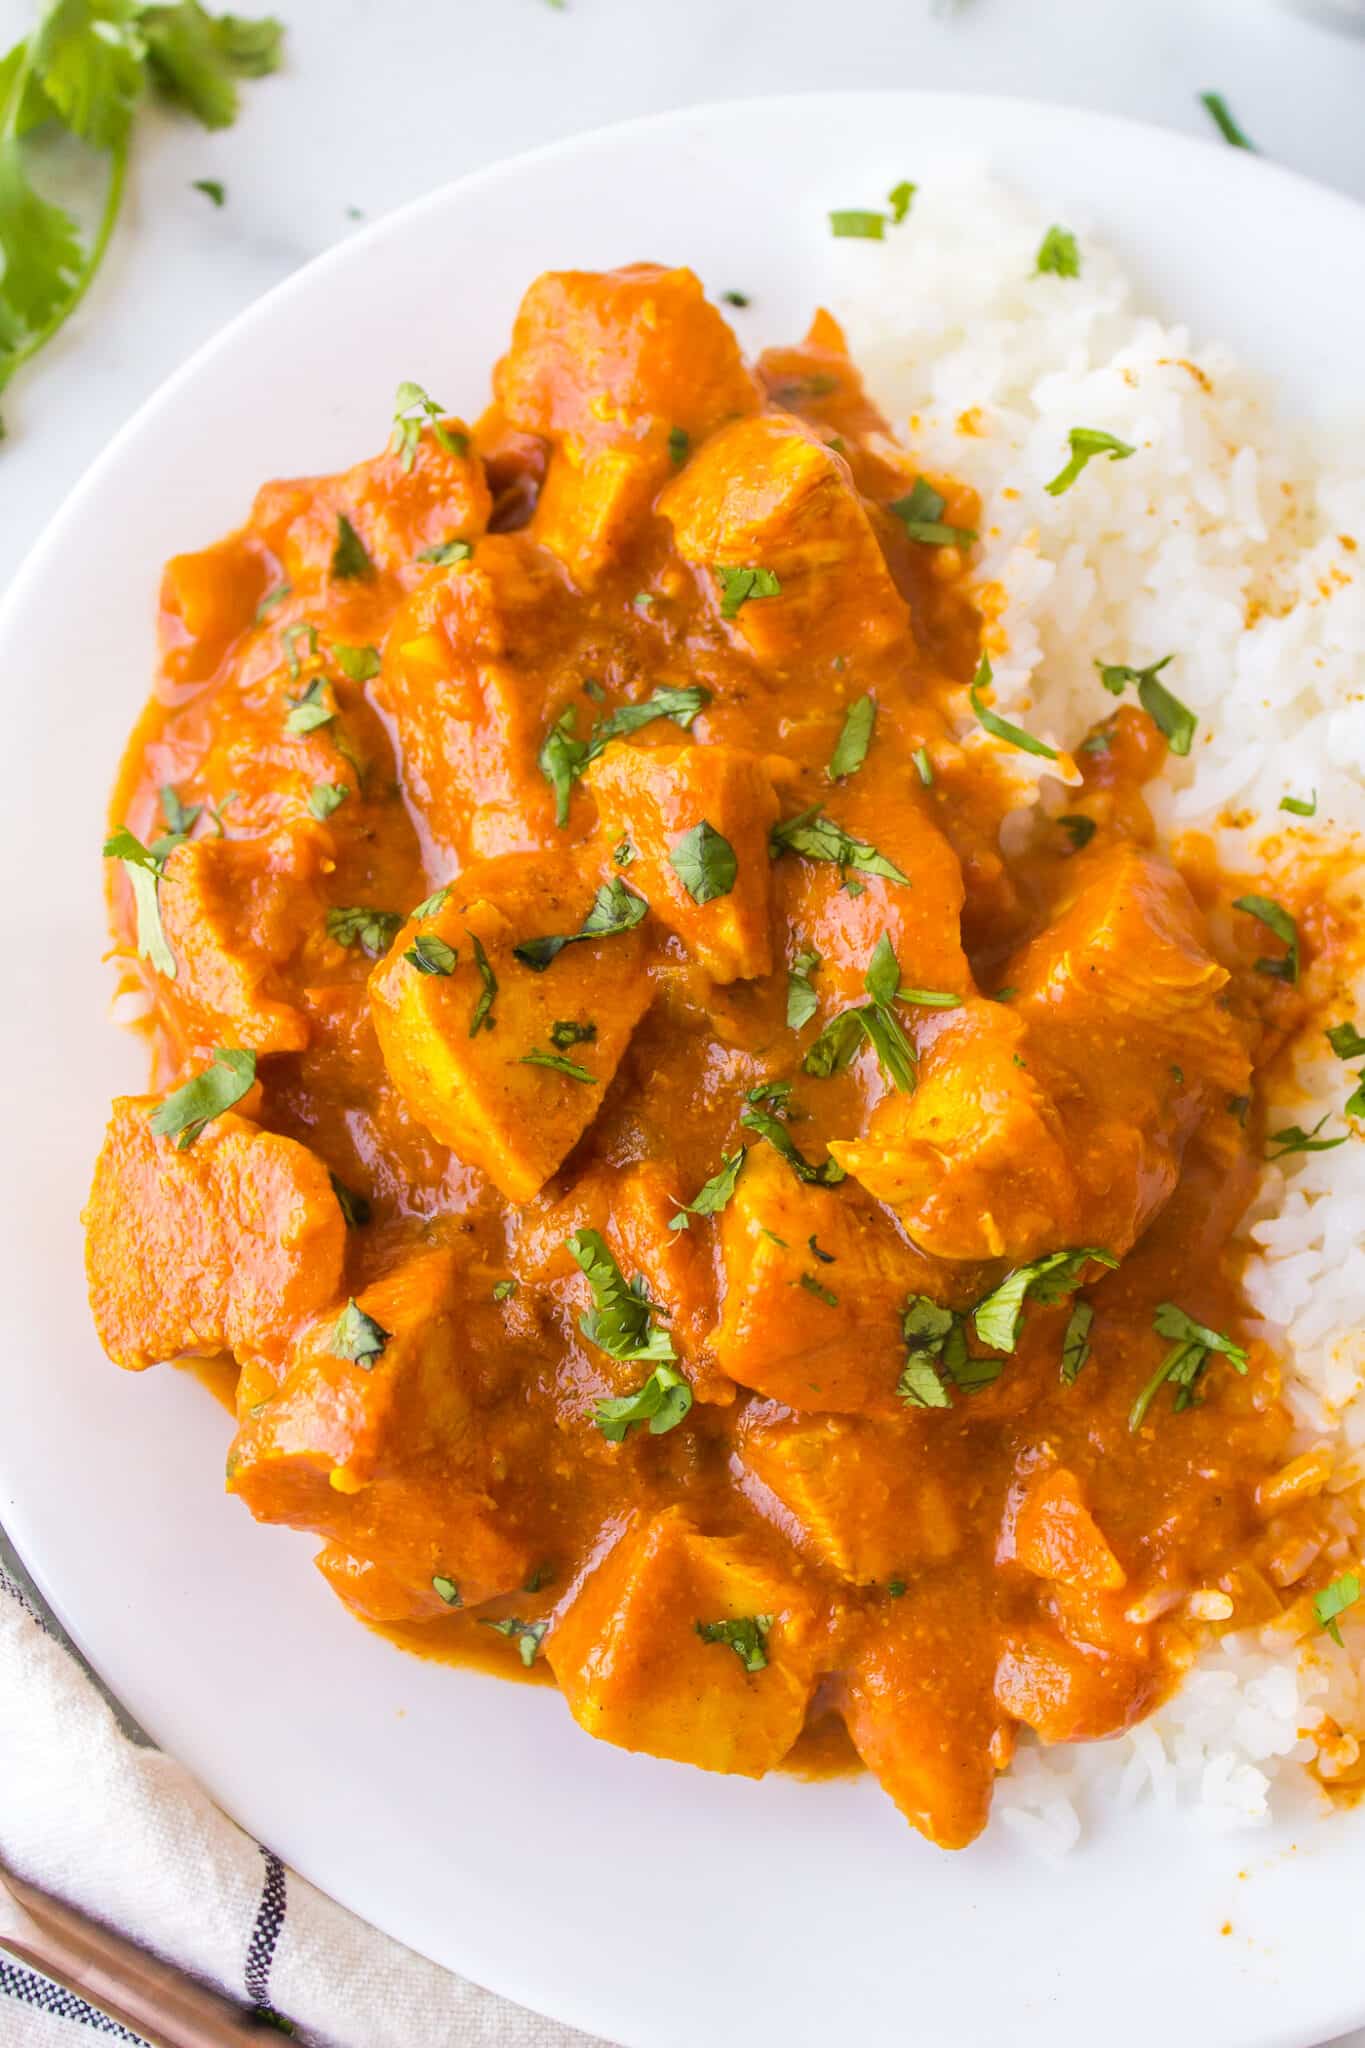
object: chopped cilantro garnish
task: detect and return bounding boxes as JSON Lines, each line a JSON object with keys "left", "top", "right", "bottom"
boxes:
{"left": 668, "top": 426, "right": 690, "bottom": 467}
{"left": 888, "top": 476, "right": 976, "bottom": 549}
{"left": 669, "top": 819, "right": 737, "bottom": 904}
{"left": 887, "top": 179, "right": 915, "bottom": 223}
{"left": 1129, "top": 1302, "right": 1249, "bottom": 1430}
{"left": 669, "top": 1148, "right": 746, "bottom": 1232}
{"left": 1232, "top": 894, "right": 1299, "bottom": 985}
{"left": 103, "top": 826, "right": 177, "bottom": 977}
{"left": 307, "top": 782, "right": 349, "bottom": 821}
{"left": 1280, "top": 791, "right": 1317, "bottom": 818}
{"left": 769, "top": 806, "right": 908, "bottom": 885}
{"left": 417, "top": 536, "right": 472, "bottom": 566}
{"left": 912, "top": 746, "right": 934, "bottom": 786}
{"left": 716, "top": 565, "right": 781, "bottom": 619}
{"left": 330, "top": 514, "right": 374, "bottom": 580}
{"left": 514, "top": 878, "right": 648, "bottom": 970}
{"left": 799, "top": 1272, "right": 839, "bottom": 1307}
{"left": 786, "top": 948, "right": 821, "bottom": 1030}
{"left": 1036, "top": 224, "right": 1081, "bottom": 277}
{"left": 431, "top": 1575, "right": 461, "bottom": 1606}
{"left": 1045, "top": 428, "right": 1136, "bottom": 497}
{"left": 148, "top": 1046, "right": 256, "bottom": 1149}
{"left": 404, "top": 933, "right": 458, "bottom": 976}
{"left": 518, "top": 1049, "right": 596, "bottom": 1083}
{"left": 329, "top": 1172, "right": 370, "bottom": 1229}
{"left": 829, "top": 208, "right": 885, "bottom": 240}
{"left": 738, "top": 1098, "right": 845, "bottom": 1187}
{"left": 326, "top": 905, "right": 402, "bottom": 956}
{"left": 284, "top": 676, "right": 333, "bottom": 734}
{"left": 1058, "top": 814, "right": 1096, "bottom": 849}
{"left": 329, "top": 1297, "right": 390, "bottom": 1369}
{"left": 828, "top": 694, "right": 876, "bottom": 779}
{"left": 1265, "top": 1116, "right": 1347, "bottom": 1160}
{"left": 537, "top": 685, "right": 709, "bottom": 826}
{"left": 1061, "top": 1299, "right": 1095, "bottom": 1383}
{"left": 1200, "top": 91, "right": 1255, "bottom": 151}
{"left": 969, "top": 654, "right": 1057, "bottom": 760}
{"left": 468, "top": 930, "right": 498, "bottom": 1036}
{"left": 332, "top": 642, "right": 381, "bottom": 682}
{"left": 695, "top": 1615, "right": 770, "bottom": 1671}
{"left": 1095, "top": 655, "right": 1195, "bottom": 756}
{"left": 1315, "top": 1573, "right": 1360, "bottom": 1648}
{"left": 1326, "top": 1022, "right": 1365, "bottom": 1060}
{"left": 480, "top": 1616, "right": 547, "bottom": 1666}
{"left": 973, "top": 1248, "right": 1117, "bottom": 1354}
{"left": 390, "top": 380, "right": 468, "bottom": 470}
{"left": 569, "top": 1229, "right": 677, "bottom": 1369}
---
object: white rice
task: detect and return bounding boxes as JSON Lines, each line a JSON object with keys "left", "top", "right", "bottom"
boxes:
{"left": 832, "top": 172, "right": 1365, "bottom": 1846}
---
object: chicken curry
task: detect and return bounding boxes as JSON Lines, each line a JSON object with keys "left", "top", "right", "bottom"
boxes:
{"left": 85, "top": 264, "right": 1352, "bottom": 1848}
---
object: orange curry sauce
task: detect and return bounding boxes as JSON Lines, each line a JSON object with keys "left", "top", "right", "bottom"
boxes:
{"left": 85, "top": 265, "right": 1356, "bottom": 1847}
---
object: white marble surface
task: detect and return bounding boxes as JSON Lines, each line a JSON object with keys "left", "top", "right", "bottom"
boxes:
{"left": 1, "top": 0, "right": 1364, "bottom": 587}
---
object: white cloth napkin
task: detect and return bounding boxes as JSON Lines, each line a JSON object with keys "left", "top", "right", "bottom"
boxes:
{"left": 0, "top": 1565, "right": 608, "bottom": 2047}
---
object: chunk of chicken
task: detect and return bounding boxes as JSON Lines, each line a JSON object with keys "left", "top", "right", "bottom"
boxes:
{"left": 584, "top": 743, "right": 779, "bottom": 983}
{"left": 660, "top": 414, "right": 910, "bottom": 666}
{"left": 831, "top": 1000, "right": 1080, "bottom": 1263}
{"left": 714, "top": 1146, "right": 930, "bottom": 1413}
{"left": 368, "top": 852, "right": 652, "bottom": 1202}
{"left": 230, "top": 1250, "right": 533, "bottom": 1617}
{"left": 546, "top": 1508, "right": 820, "bottom": 1776}
{"left": 739, "top": 1408, "right": 960, "bottom": 1584}
{"left": 495, "top": 265, "right": 760, "bottom": 588}
{"left": 247, "top": 417, "right": 492, "bottom": 589}
{"left": 1009, "top": 1466, "right": 1127, "bottom": 1592}
{"left": 158, "top": 831, "right": 321, "bottom": 1053}
{"left": 834, "top": 850, "right": 1249, "bottom": 1265}
{"left": 842, "top": 1591, "right": 1006, "bottom": 1849}
{"left": 378, "top": 535, "right": 573, "bottom": 865}
{"left": 85, "top": 1102, "right": 345, "bottom": 1372}
{"left": 994, "top": 1631, "right": 1155, "bottom": 1745}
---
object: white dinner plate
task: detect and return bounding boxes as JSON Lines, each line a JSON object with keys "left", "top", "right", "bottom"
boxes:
{"left": 3, "top": 91, "right": 1364, "bottom": 2048}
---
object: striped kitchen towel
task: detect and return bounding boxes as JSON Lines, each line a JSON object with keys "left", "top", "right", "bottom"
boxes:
{"left": 0, "top": 1563, "right": 605, "bottom": 2048}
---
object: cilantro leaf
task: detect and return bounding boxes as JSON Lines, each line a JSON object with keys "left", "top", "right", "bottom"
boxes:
{"left": 669, "top": 1147, "right": 746, "bottom": 1232}
{"left": 1058, "top": 814, "right": 1095, "bottom": 849}
{"left": 147, "top": 1045, "right": 255, "bottom": 1148}
{"left": 829, "top": 209, "right": 884, "bottom": 240}
{"left": 1232, "top": 893, "right": 1299, "bottom": 984}
{"left": 799, "top": 1271, "right": 839, "bottom": 1307}
{"left": 1279, "top": 791, "right": 1316, "bottom": 818}
{"left": 329, "top": 1172, "right": 370, "bottom": 1229}
{"left": 326, "top": 905, "right": 403, "bottom": 957}
{"left": 828, "top": 694, "right": 876, "bottom": 778}
{"left": 410, "top": 884, "right": 450, "bottom": 921}
{"left": 390, "top": 378, "right": 467, "bottom": 470}
{"left": 518, "top": 1048, "right": 596, "bottom": 1082}
{"left": 480, "top": 1616, "right": 547, "bottom": 1667}
{"left": 1266, "top": 1116, "right": 1347, "bottom": 1160}
{"left": 191, "top": 175, "right": 224, "bottom": 205}
{"left": 103, "top": 824, "right": 177, "bottom": 976}
{"left": 888, "top": 477, "right": 976, "bottom": 549}
{"left": 972, "top": 1248, "right": 1118, "bottom": 1354}
{"left": 33, "top": 0, "right": 146, "bottom": 150}
{"left": 668, "top": 819, "right": 736, "bottom": 904}
{"left": 1129, "top": 1301, "right": 1249, "bottom": 1430}
{"left": 716, "top": 564, "right": 780, "bottom": 618}
{"left": 284, "top": 675, "right": 332, "bottom": 733}
{"left": 1326, "top": 1022, "right": 1365, "bottom": 1060}
{"left": 328, "top": 1296, "right": 390, "bottom": 1370}
{"left": 404, "top": 932, "right": 457, "bottom": 976}
{"left": 1061, "top": 1299, "right": 1094, "bottom": 1383}
{"left": 769, "top": 805, "right": 908, "bottom": 885}
{"left": 887, "top": 179, "right": 915, "bottom": 223}
{"left": 786, "top": 947, "right": 821, "bottom": 1029}
{"left": 330, "top": 513, "right": 373, "bottom": 580}
{"left": 569, "top": 1228, "right": 677, "bottom": 1369}
{"left": 332, "top": 642, "right": 380, "bottom": 682}
{"left": 1035, "top": 225, "right": 1080, "bottom": 278}
{"left": 1045, "top": 428, "right": 1136, "bottom": 497}
{"left": 417, "top": 536, "right": 472, "bottom": 566}
{"left": 696, "top": 1614, "right": 771, "bottom": 1671}
{"left": 307, "top": 781, "right": 349, "bottom": 820}
{"left": 1094, "top": 655, "right": 1195, "bottom": 756}
{"left": 969, "top": 654, "right": 1057, "bottom": 760}
{"left": 467, "top": 930, "right": 497, "bottom": 1035}
{"left": 592, "top": 1361, "right": 692, "bottom": 1442}
{"left": 514, "top": 877, "right": 648, "bottom": 971}
{"left": 431, "top": 1574, "right": 461, "bottom": 1606}
{"left": 1200, "top": 91, "right": 1255, "bottom": 151}
{"left": 738, "top": 1099, "right": 845, "bottom": 1187}
{"left": 668, "top": 425, "right": 689, "bottom": 467}
{"left": 1315, "top": 1573, "right": 1360, "bottom": 1648}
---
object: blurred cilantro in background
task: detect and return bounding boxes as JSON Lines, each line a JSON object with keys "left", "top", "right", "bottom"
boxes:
{"left": 0, "top": 1, "right": 284, "bottom": 433}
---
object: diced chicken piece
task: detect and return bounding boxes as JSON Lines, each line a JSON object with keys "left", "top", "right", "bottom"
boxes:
{"left": 496, "top": 265, "right": 760, "bottom": 588}
{"left": 230, "top": 1251, "right": 532, "bottom": 1617}
{"left": 161, "top": 535, "right": 269, "bottom": 650}
{"left": 227, "top": 1251, "right": 467, "bottom": 1499}
{"left": 774, "top": 781, "right": 972, "bottom": 1014}
{"left": 831, "top": 1000, "right": 1082, "bottom": 1263}
{"left": 584, "top": 744, "right": 778, "bottom": 983}
{"left": 525, "top": 1159, "right": 727, "bottom": 1399}
{"left": 994, "top": 1631, "right": 1155, "bottom": 1745}
{"left": 714, "top": 1147, "right": 928, "bottom": 1412}
{"left": 368, "top": 851, "right": 652, "bottom": 1202}
{"left": 496, "top": 264, "right": 759, "bottom": 454}
{"left": 249, "top": 421, "right": 492, "bottom": 588}
{"left": 85, "top": 1102, "right": 345, "bottom": 1372}
{"left": 739, "top": 1409, "right": 960, "bottom": 1583}
{"left": 660, "top": 414, "right": 910, "bottom": 666}
{"left": 1004, "top": 846, "right": 1253, "bottom": 1253}
{"left": 158, "top": 831, "right": 322, "bottom": 1053}
{"left": 546, "top": 1508, "right": 820, "bottom": 1776}
{"left": 756, "top": 309, "right": 890, "bottom": 445}
{"left": 377, "top": 535, "right": 572, "bottom": 863}
{"left": 842, "top": 1594, "right": 1005, "bottom": 1849}
{"left": 1010, "top": 1466, "right": 1127, "bottom": 1592}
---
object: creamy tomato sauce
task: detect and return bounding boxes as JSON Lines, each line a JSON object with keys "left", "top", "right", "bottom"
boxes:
{"left": 86, "top": 265, "right": 1355, "bottom": 1847}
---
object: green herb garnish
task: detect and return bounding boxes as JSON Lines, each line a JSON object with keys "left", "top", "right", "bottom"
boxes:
{"left": 569, "top": 1228, "right": 676, "bottom": 1368}
{"left": 1095, "top": 654, "right": 1195, "bottom": 756}
{"left": 695, "top": 1615, "right": 770, "bottom": 1671}
{"left": 1326, "top": 1023, "right": 1365, "bottom": 1059}
{"left": 431, "top": 1575, "right": 461, "bottom": 1606}
{"left": 390, "top": 380, "right": 467, "bottom": 469}
{"left": 308, "top": 782, "right": 349, "bottom": 820}
{"left": 329, "top": 1297, "right": 390, "bottom": 1369}
{"left": 330, "top": 513, "right": 373, "bottom": 581}
{"left": 769, "top": 806, "right": 908, "bottom": 885}
{"left": 829, "top": 209, "right": 885, "bottom": 240}
{"left": 417, "top": 536, "right": 472, "bottom": 566}
{"left": 1280, "top": 791, "right": 1317, "bottom": 818}
{"left": 969, "top": 654, "right": 1057, "bottom": 760}
{"left": 829, "top": 694, "right": 876, "bottom": 778}
{"left": 480, "top": 1616, "right": 547, "bottom": 1666}
{"left": 467, "top": 930, "right": 497, "bottom": 1035}
{"left": 1265, "top": 1116, "right": 1347, "bottom": 1160}
{"left": 888, "top": 477, "right": 976, "bottom": 549}
{"left": 332, "top": 642, "right": 380, "bottom": 682}
{"left": 537, "top": 684, "right": 709, "bottom": 826}
{"left": 284, "top": 676, "right": 333, "bottom": 734}
{"left": 404, "top": 933, "right": 458, "bottom": 976}
{"left": 1233, "top": 893, "right": 1299, "bottom": 985}
{"left": 329, "top": 1172, "right": 370, "bottom": 1229}
{"left": 716, "top": 565, "right": 781, "bottom": 619}
{"left": 103, "top": 826, "right": 176, "bottom": 976}
{"left": 1036, "top": 224, "right": 1080, "bottom": 277}
{"left": 668, "top": 425, "right": 689, "bottom": 467}
{"left": 669, "top": 1148, "right": 746, "bottom": 1233}
{"left": 326, "top": 905, "right": 402, "bottom": 957}
{"left": 592, "top": 1361, "right": 692, "bottom": 1442}
{"left": 1128, "top": 1302, "right": 1249, "bottom": 1430}
{"left": 668, "top": 819, "right": 737, "bottom": 904}
{"left": 1061, "top": 1300, "right": 1095, "bottom": 1383}
{"left": 148, "top": 1046, "right": 256, "bottom": 1149}
{"left": 1200, "top": 91, "right": 1255, "bottom": 151}
{"left": 518, "top": 1049, "right": 595, "bottom": 1083}
{"left": 786, "top": 948, "right": 821, "bottom": 1029}
{"left": 1315, "top": 1573, "right": 1360, "bottom": 1648}
{"left": 1058, "top": 814, "right": 1095, "bottom": 849}
{"left": 799, "top": 1272, "right": 839, "bottom": 1307}
{"left": 738, "top": 1099, "right": 845, "bottom": 1187}
{"left": 973, "top": 1248, "right": 1118, "bottom": 1354}
{"left": 514, "top": 877, "right": 648, "bottom": 970}
{"left": 1045, "top": 428, "right": 1136, "bottom": 497}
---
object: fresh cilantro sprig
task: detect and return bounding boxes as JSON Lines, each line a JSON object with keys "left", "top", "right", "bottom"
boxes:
{"left": 0, "top": 1, "right": 284, "bottom": 431}
{"left": 537, "top": 684, "right": 709, "bottom": 827}
{"left": 568, "top": 1228, "right": 677, "bottom": 1369}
